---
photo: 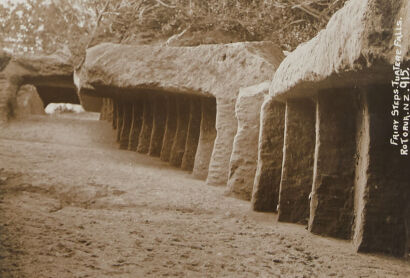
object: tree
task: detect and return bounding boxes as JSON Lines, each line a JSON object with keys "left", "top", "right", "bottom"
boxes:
{"left": 0, "top": 0, "right": 112, "bottom": 60}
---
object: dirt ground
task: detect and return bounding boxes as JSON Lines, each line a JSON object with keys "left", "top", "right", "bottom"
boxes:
{"left": 0, "top": 113, "right": 409, "bottom": 278}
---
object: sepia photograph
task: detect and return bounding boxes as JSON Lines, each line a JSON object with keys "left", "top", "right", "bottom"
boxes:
{"left": 0, "top": 0, "right": 409, "bottom": 277}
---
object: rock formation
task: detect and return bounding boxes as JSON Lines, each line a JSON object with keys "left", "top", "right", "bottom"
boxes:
{"left": 226, "top": 82, "right": 269, "bottom": 200}
{"left": 253, "top": 0, "right": 409, "bottom": 257}
{"left": 76, "top": 42, "right": 284, "bottom": 185}
{"left": 0, "top": 50, "right": 101, "bottom": 123}
{"left": 14, "top": 85, "right": 45, "bottom": 118}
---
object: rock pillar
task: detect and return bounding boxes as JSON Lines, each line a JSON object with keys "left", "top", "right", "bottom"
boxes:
{"left": 160, "top": 96, "right": 177, "bottom": 162}
{"left": 116, "top": 100, "right": 124, "bottom": 142}
{"left": 137, "top": 97, "right": 153, "bottom": 154}
{"left": 119, "top": 103, "right": 133, "bottom": 149}
{"left": 169, "top": 95, "right": 190, "bottom": 167}
{"left": 128, "top": 99, "right": 143, "bottom": 151}
{"left": 206, "top": 98, "right": 237, "bottom": 185}
{"left": 192, "top": 97, "right": 217, "bottom": 180}
{"left": 181, "top": 97, "right": 202, "bottom": 171}
{"left": 278, "top": 99, "right": 316, "bottom": 224}
{"left": 149, "top": 95, "right": 167, "bottom": 157}
{"left": 251, "top": 98, "right": 285, "bottom": 211}
{"left": 308, "top": 90, "right": 357, "bottom": 239}
{"left": 227, "top": 83, "right": 267, "bottom": 200}
{"left": 353, "top": 87, "right": 409, "bottom": 257}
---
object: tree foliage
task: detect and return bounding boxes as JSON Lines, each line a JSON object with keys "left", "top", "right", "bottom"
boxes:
{"left": 0, "top": 0, "right": 111, "bottom": 59}
{"left": 0, "top": 0, "right": 348, "bottom": 59}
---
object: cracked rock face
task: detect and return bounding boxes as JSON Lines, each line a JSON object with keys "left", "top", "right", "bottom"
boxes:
{"left": 77, "top": 42, "right": 284, "bottom": 185}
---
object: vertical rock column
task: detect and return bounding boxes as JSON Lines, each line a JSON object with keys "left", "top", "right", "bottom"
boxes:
{"left": 112, "top": 98, "right": 118, "bottom": 130}
{"left": 206, "top": 98, "right": 237, "bottom": 185}
{"left": 353, "top": 87, "right": 409, "bottom": 257}
{"left": 99, "top": 98, "right": 107, "bottom": 120}
{"left": 116, "top": 100, "right": 124, "bottom": 143}
{"left": 169, "top": 95, "right": 190, "bottom": 167}
{"left": 119, "top": 102, "right": 133, "bottom": 149}
{"left": 278, "top": 99, "right": 316, "bottom": 224}
{"left": 149, "top": 95, "right": 167, "bottom": 157}
{"left": 308, "top": 90, "right": 357, "bottom": 239}
{"left": 128, "top": 99, "right": 143, "bottom": 151}
{"left": 251, "top": 98, "right": 285, "bottom": 212}
{"left": 160, "top": 96, "right": 177, "bottom": 162}
{"left": 181, "top": 97, "right": 202, "bottom": 171}
{"left": 0, "top": 75, "right": 19, "bottom": 123}
{"left": 137, "top": 96, "right": 154, "bottom": 154}
{"left": 107, "top": 98, "right": 114, "bottom": 122}
{"left": 192, "top": 97, "right": 217, "bottom": 180}
{"left": 104, "top": 98, "right": 113, "bottom": 122}
{"left": 226, "top": 83, "right": 268, "bottom": 200}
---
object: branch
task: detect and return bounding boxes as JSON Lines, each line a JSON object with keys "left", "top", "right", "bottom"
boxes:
{"left": 289, "top": 0, "right": 329, "bottom": 23}
{"left": 163, "top": 26, "right": 190, "bottom": 46}
{"left": 75, "top": 0, "right": 110, "bottom": 70}
{"left": 155, "top": 0, "right": 176, "bottom": 9}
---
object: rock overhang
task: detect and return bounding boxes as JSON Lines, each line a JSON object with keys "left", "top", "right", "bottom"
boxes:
{"left": 269, "top": 0, "right": 410, "bottom": 101}
{"left": 2, "top": 52, "right": 75, "bottom": 88}
{"left": 76, "top": 41, "right": 284, "bottom": 100}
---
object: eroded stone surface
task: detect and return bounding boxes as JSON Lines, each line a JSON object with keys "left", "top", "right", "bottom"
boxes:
{"left": 251, "top": 98, "right": 285, "bottom": 212}
{"left": 227, "top": 82, "right": 269, "bottom": 200}
{"left": 192, "top": 97, "right": 217, "bottom": 180}
{"left": 160, "top": 96, "right": 177, "bottom": 162}
{"left": 78, "top": 42, "right": 283, "bottom": 184}
{"left": 169, "top": 96, "right": 190, "bottom": 167}
{"left": 115, "top": 100, "right": 123, "bottom": 143}
{"left": 353, "top": 86, "right": 410, "bottom": 257}
{"left": 137, "top": 97, "right": 154, "bottom": 154}
{"left": 181, "top": 97, "right": 201, "bottom": 171}
{"left": 0, "top": 51, "right": 77, "bottom": 122}
{"left": 278, "top": 99, "right": 315, "bottom": 224}
{"left": 308, "top": 89, "right": 357, "bottom": 239}
{"left": 14, "top": 85, "right": 45, "bottom": 118}
{"left": 128, "top": 100, "right": 143, "bottom": 151}
{"left": 119, "top": 103, "right": 133, "bottom": 150}
{"left": 149, "top": 95, "right": 167, "bottom": 157}
{"left": 270, "top": 0, "right": 410, "bottom": 99}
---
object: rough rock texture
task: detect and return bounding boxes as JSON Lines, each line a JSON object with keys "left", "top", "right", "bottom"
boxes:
{"left": 106, "top": 98, "right": 114, "bottom": 122}
{"left": 160, "top": 96, "right": 177, "bottom": 162}
{"left": 112, "top": 99, "right": 118, "bottom": 130}
{"left": 269, "top": 0, "right": 410, "bottom": 99}
{"left": 353, "top": 87, "right": 410, "bottom": 257}
{"left": 99, "top": 98, "right": 108, "bottom": 120}
{"left": 226, "top": 82, "right": 269, "bottom": 200}
{"left": 14, "top": 85, "right": 45, "bottom": 118}
{"left": 192, "top": 97, "right": 217, "bottom": 180}
{"left": 0, "top": 51, "right": 77, "bottom": 122}
{"left": 137, "top": 97, "right": 154, "bottom": 154}
{"left": 181, "top": 97, "right": 202, "bottom": 171}
{"left": 258, "top": 0, "right": 410, "bottom": 257}
{"left": 169, "top": 96, "right": 190, "bottom": 167}
{"left": 119, "top": 103, "right": 133, "bottom": 149}
{"left": 308, "top": 89, "right": 357, "bottom": 239}
{"left": 251, "top": 98, "right": 285, "bottom": 212}
{"left": 77, "top": 41, "right": 283, "bottom": 184}
{"left": 148, "top": 95, "right": 167, "bottom": 157}
{"left": 128, "top": 100, "right": 144, "bottom": 151}
{"left": 115, "top": 100, "right": 124, "bottom": 143}
{"left": 278, "top": 99, "right": 316, "bottom": 224}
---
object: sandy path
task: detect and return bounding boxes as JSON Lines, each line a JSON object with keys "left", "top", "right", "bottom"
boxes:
{"left": 0, "top": 113, "right": 409, "bottom": 278}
